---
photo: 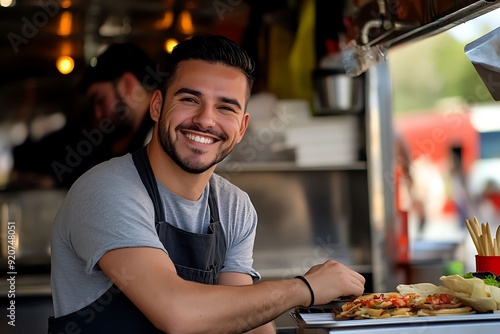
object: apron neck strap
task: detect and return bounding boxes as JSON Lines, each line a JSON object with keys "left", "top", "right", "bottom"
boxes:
{"left": 132, "top": 146, "right": 166, "bottom": 222}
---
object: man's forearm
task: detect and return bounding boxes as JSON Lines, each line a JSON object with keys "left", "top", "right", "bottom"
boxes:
{"left": 218, "top": 272, "right": 278, "bottom": 334}
{"left": 157, "top": 278, "right": 307, "bottom": 333}
{"left": 101, "top": 247, "right": 309, "bottom": 334}
{"left": 247, "top": 321, "right": 276, "bottom": 334}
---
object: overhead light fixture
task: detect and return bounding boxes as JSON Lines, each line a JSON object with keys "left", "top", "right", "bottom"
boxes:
{"left": 178, "top": 9, "right": 194, "bottom": 35}
{"left": 56, "top": 41, "right": 74, "bottom": 75}
{"left": 99, "top": 15, "right": 131, "bottom": 37}
{"left": 156, "top": 10, "right": 175, "bottom": 30}
{"left": 61, "top": 0, "right": 71, "bottom": 8}
{"left": 56, "top": 56, "right": 74, "bottom": 75}
{"left": 164, "top": 38, "right": 178, "bottom": 53}
{"left": 0, "top": 0, "right": 15, "bottom": 8}
{"left": 57, "top": 11, "right": 72, "bottom": 36}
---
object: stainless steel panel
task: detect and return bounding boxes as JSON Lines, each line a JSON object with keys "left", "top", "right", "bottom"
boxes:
{"left": 217, "top": 168, "right": 372, "bottom": 281}
{"left": 0, "top": 189, "right": 66, "bottom": 267}
{"left": 365, "top": 60, "right": 397, "bottom": 293}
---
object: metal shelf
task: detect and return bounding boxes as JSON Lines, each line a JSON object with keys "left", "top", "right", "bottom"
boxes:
{"left": 216, "top": 161, "right": 367, "bottom": 173}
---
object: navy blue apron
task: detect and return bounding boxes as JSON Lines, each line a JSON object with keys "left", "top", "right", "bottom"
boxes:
{"left": 48, "top": 146, "right": 227, "bottom": 333}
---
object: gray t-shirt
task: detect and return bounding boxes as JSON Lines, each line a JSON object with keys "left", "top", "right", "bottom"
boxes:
{"left": 50, "top": 154, "right": 260, "bottom": 317}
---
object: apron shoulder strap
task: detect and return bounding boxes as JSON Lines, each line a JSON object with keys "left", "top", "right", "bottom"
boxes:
{"left": 132, "top": 146, "right": 166, "bottom": 222}
{"left": 207, "top": 181, "right": 220, "bottom": 223}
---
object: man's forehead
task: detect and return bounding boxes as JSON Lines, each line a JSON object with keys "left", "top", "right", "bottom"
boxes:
{"left": 173, "top": 60, "right": 247, "bottom": 89}
{"left": 86, "top": 81, "right": 113, "bottom": 99}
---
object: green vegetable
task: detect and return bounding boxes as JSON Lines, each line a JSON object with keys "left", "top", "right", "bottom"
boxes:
{"left": 483, "top": 275, "right": 500, "bottom": 288}
{"left": 463, "top": 272, "right": 500, "bottom": 287}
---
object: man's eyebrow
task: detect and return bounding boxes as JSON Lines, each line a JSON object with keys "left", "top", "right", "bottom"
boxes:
{"left": 174, "top": 87, "right": 242, "bottom": 110}
{"left": 174, "top": 87, "right": 202, "bottom": 97}
{"left": 219, "top": 97, "right": 242, "bottom": 111}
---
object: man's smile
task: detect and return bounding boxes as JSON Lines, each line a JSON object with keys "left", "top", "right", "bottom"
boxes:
{"left": 183, "top": 131, "right": 216, "bottom": 144}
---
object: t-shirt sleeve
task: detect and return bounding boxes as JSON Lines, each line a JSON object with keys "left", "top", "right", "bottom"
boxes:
{"left": 63, "top": 164, "right": 166, "bottom": 275}
{"left": 219, "top": 188, "right": 261, "bottom": 281}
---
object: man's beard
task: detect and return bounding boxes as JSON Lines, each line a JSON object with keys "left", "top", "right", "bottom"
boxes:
{"left": 157, "top": 113, "right": 233, "bottom": 174}
{"left": 95, "top": 95, "right": 134, "bottom": 143}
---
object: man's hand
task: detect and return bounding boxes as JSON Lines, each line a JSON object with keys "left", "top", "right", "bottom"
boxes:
{"left": 302, "top": 260, "right": 366, "bottom": 306}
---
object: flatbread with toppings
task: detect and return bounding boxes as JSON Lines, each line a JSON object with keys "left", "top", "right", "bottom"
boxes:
{"left": 337, "top": 292, "right": 415, "bottom": 319}
{"left": 337, "top": 288, "right": 474, "bottom": 320}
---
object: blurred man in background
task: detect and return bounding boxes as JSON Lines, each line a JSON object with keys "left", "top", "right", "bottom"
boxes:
{"left": 9, "top": 43, "right": 162, "bottom": 188}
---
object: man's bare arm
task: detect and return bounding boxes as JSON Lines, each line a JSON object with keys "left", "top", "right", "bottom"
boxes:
{"left": 218, "top": 272, "right": 276, "bottom": 333}
{"left": 99, "top": 247, "right": 365, "bottom": 334}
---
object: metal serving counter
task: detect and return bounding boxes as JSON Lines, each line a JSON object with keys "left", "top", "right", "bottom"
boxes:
{"left": 290, "top": 307, "right": 500, "bottom": 333}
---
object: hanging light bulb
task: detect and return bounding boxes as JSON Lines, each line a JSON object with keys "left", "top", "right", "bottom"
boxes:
{"left": 56, "top": 56, "right": 74, "bottom": 75}
{"left": 156, "top": 10, "right": 175, "bottom": 30}
{"left": 57, "top": 11, "right": 73, "bottom": 36}
{"left": 164, "top": 38, "right": 179, "bottom": 53}
{"left": 178, "top": 9, "right": 194, "bottom": 35}
{"left": 0, "top": 0, "right": 15, "bottom": 8}
{"left": 61, "top": 0, "right": 71, "bottom": 8}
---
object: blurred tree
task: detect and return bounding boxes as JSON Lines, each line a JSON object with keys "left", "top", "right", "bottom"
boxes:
{"left": 388, "top": 31, "right": 494, "bottom": 113}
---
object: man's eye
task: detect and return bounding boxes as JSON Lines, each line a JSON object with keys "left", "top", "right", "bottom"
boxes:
{"left": 93, "top": 97, "right": 105, "bottom": 107}
{"left": 219, "top": 105, "right": 235, "bottom": 112}
{"left": 181, "top": 97, "right": 197, "bottom": 103}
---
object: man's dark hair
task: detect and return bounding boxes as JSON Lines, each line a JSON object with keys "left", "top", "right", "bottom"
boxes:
{"left": 161, "top": 35, "right": 255, "bottom": 99}
{"left": 78, "top": 43, "right": 159, "bottom": 94}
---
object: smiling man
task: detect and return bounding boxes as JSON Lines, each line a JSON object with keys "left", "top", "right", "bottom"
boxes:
{"left": 48, "top": 35, "right": 365, "bottom": 334}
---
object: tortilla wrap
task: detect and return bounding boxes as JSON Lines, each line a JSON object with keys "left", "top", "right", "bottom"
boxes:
{"left": 397, "top": 283, "right": 456, "bottom": 298}
{"left": 397, "top": 282, "right": 480, "bottom": 314}
{"left": 440, "top": 275, "right": 500, "bottom": 311}
{"left": 397, "top": 278, "right": 498, "bottom": 312}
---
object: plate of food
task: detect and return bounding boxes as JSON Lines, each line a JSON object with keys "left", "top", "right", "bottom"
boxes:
{"left": 290, "top": 273, "right": 500, "bottom": 327}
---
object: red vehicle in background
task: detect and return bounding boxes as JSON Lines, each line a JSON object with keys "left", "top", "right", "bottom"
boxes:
{"left": 395, "top": 104, "right": 500, "bottom": 231}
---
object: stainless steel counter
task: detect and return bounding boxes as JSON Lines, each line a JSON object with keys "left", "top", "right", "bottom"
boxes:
{"left": 0, "top": 273, "right": 51, "bottom": 297}
{"left": 297, "top": 320, "right": 499, "bottom": 334}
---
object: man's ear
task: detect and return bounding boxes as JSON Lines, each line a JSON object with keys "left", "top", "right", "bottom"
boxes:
{"left": 117, "top": 72, "right": 139, "bottom": 97}
{"left": 149, "top": 90, "right": 163, "bottom": 122}
{"left": 236, "top": 113, "right": 250, "bottom": 143}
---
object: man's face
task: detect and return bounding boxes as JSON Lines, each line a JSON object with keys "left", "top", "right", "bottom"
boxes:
{"left": 157, "top": 60, "right": 249, "bottom": 174}
{"left": 85, "top": 80, "right": 131, "bottom": 130}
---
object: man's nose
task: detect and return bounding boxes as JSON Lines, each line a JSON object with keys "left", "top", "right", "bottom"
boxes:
{"left": 192, "top": 104, "right": 216, "bottom": 128}
{"left": 93, "top": 104, "right": 104, "bottom": 120}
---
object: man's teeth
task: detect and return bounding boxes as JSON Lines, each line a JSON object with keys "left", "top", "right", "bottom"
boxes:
{"left": 185, "top": 133, "right": 214, "bottom": 144}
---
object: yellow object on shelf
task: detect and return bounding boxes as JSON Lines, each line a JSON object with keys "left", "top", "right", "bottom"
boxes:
{"left": 287, "top": 0, "right": 315, "bottom": 103}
